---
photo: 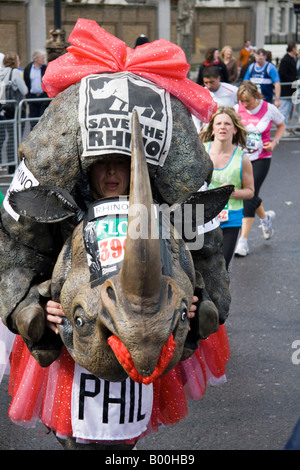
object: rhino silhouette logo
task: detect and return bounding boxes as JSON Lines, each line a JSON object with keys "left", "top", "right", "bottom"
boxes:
{"left": 88, "top": 73, "right": 164, "bottom": 122}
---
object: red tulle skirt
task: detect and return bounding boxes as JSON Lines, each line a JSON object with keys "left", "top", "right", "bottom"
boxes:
{"left": 8, "top": 325, "right": 230, "bottom": 442}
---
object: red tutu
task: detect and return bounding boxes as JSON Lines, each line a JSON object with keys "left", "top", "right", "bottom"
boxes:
{"left": 8, "top": 325, "right": 230, "bottom": 442}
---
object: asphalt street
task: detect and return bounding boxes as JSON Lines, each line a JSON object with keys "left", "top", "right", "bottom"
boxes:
{"left": 0, "top": 139, "right": 299, "bottom": 451}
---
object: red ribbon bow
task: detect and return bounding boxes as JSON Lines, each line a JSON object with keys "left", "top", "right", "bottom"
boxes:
{"left": 42, "top": 18, "right": 216, "bottom": 122}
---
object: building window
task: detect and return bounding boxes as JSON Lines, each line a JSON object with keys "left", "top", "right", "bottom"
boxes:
{"left": 280, "top": 7, "right": 286, "bottom": 33}
{"left": 269, "top": 7, "right": 274, "bottom": 35}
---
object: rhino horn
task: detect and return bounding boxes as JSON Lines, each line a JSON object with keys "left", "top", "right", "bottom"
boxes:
{"left": 120, "top": 110, "right": 162, "bottom": 300}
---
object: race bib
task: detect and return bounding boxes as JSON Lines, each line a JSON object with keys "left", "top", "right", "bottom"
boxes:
{"left": 217, "top": 203, "right": 229, "bottom": 222}
{"left": 246, "top": 132, "right": 263, "bottom": 159}
{"left": 84, "top": 198, "right": 129, "bottom": 281}
{"left": 71, "top": 363, "right": 153, "bottom": 441}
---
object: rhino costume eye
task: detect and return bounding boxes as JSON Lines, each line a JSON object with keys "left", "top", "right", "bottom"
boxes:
{"left": 181, "top": 302, "right": 188, "bottom": 322}
{"left": 74, "top": 307, "right": 86, "bottom": 329}
{"left": 75, "top": 316, "right": 84, "bottom": 328}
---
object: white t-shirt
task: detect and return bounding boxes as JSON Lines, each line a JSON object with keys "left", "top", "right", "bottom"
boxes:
{"left": 209, "top": 82, "right": 238, "bottom": 107}
{"left": 193, "top": 82, "right": 238, "bottom": 132}
{"left": 234, "top": 100, "right": 284, "bottom": 161}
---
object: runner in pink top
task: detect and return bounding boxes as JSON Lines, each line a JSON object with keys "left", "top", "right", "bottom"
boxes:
{"left": 237, "top": 99, "right": 274, "bottom": 160}
{"left": 233, "top": 81, "right": 285, "bottom": 256}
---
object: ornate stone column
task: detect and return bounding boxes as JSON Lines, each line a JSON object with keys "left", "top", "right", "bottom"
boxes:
{"left": 46, "top": 0, "right": 67, "bottom": 59}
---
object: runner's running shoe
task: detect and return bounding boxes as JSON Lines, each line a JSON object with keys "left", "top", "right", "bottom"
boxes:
{"left": 260, "top": 210, "right": 275, "bottom": 240}
{"left": 234, "top": 238, "right": 249, "bottom": 257}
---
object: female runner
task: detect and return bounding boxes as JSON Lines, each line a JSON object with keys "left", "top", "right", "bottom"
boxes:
{"left": 201, "top": 106, "right": 254, "bottom": 272}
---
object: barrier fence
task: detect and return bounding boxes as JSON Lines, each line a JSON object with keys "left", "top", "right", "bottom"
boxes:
{"left": 0, "top": 100, "right": 19, "bottom": 174}
{"left": 0, "top": 98, "right": 52, "bottom": 176}
{"left": 0, "top": 87, "right": 299, "bottom": 182}
{"left": 278, "top": 81, "right": 300, "bottom": 137}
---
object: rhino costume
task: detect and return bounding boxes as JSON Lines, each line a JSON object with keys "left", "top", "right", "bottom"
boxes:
{"left": 1, "top": 20, "right": 231, "bottom": 448}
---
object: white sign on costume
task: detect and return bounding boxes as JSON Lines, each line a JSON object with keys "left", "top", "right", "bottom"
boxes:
{"left": 79, "top": 72, "right": 173, "bottom": 167}
{"left": 3, "top": 160, "right": 39, "bottom": 221}
{"left": 71, "top": 363, "right": 153, "bottom": 441}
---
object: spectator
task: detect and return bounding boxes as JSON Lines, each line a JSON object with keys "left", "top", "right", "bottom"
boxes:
{"left": 265, "top": 50, "right": 273, "bottom": 64}
{"left": 220, "top": 45, "right": 238, "bottom": 83}
{"left": 197, "top": 47, "right": 229, "bottom": 86}
{"left": 243, "top": 48, "right": 281, "bottom": 107}
{"left": 47, "top": 52, "right": 60, "bottom": 63}
{"left": 237, "top": 40, "right": 254, "bottom": 70}
{"left": 0, "top": 52, "right": 28, "bottom": 174}
{"left": 278, "top": 41, "right": 298, "bottom": 131}
{"left": 24, "top": 50, "right": 48, "bottom": 128}
{"left": 237, "top": 53, "right": 255, "bottom": 85}
{"left": 134, "top": 34, "right": 149, "bottom": 48}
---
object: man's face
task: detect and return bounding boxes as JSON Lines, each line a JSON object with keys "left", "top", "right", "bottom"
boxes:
{"left": 293, "top": 44, "right": 298, "bottom": 56}
{"left": 255, "top": 53, "right": 266, "bottom": 67}
{"left": 90, "top": 156, "right": 130, "bottom": 199}
{"left": 36, "top": 54, "right": 45, "bottom": 66}
{"left": 203, "top": 76, "right": 221, "bottom": 92}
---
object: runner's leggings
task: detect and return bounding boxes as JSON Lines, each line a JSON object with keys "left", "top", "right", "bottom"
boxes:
{"left": 243, "top": 158, "right": 271, "bottom": 218}
{"left": 222, "top": 226, "right": 240, "bottom": 272}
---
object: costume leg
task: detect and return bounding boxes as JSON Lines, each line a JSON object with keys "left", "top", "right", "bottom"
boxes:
{"left": 193, "top": 227, "right": 231, "bottom": 324}
{"left": 181, "top": 226, "right": 231, "bottom": 361}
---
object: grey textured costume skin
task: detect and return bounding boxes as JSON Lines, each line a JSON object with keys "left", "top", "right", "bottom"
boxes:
{"left": 0, "top": 80, "right": 231, "bottom": 376}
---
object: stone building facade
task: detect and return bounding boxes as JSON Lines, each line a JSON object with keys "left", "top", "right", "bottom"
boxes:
{"left": 0, "top": 0, "right": 298, "bottom": 70}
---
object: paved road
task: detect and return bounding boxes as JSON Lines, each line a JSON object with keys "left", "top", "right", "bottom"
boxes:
{"left": 0, "top": 140, "right": 299, "bottom": 450}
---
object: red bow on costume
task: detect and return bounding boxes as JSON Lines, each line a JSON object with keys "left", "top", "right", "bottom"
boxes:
{"left": 42, "top": 18, "right": 216, "bottom": 122}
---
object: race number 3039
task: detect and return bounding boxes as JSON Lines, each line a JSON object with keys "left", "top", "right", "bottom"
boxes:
{"left": 95, "top": 217, "right": 127, "bottom": 266}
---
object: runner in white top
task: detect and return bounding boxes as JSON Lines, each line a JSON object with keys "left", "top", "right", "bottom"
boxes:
{"left": 193, "top": 66, "right": 238, "bottom": 132}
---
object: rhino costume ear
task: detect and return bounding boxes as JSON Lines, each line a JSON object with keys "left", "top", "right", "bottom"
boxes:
{"left": 8, "top": 185, "right": 80, "bottom": 223}
{"left": 173, "top": 185, "right": 234, "bottom": 224}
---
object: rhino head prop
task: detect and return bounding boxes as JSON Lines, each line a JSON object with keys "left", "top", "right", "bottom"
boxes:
{"left": 9, "top": 111, "right": 233, "bottom": 383}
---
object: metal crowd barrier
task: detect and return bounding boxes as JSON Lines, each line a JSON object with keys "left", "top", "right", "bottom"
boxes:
{"left": 0, "top": 100, "right": 18, "bottom": 173}
{"left": 0, "top": 98, "right": 52, "bottom": 192}
{"left": 278, "top": 81, "right": 300, "bottom": 140}
{"left": 18, "top": 97, "right": 52, "bottom": 144}
{"left": 0, "top": 97, "right": 52, "bottom": 174}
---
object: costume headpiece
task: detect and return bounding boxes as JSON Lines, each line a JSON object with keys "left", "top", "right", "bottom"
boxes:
{"left": 42, "top": 19, "right": 216, "bottom": 122}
